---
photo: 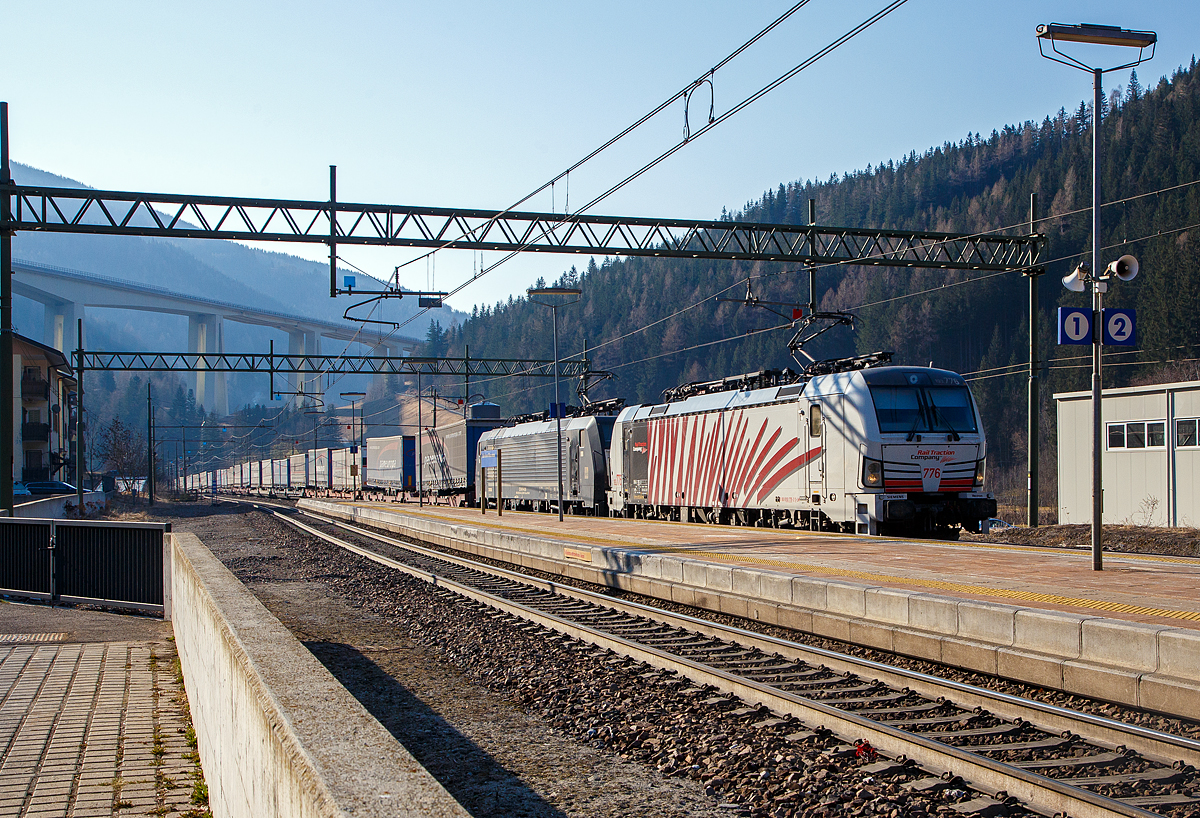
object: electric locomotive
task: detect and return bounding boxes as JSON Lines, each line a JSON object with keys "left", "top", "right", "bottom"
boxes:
{"left": 607, "top": 365, "right": 994, "bottom": 537}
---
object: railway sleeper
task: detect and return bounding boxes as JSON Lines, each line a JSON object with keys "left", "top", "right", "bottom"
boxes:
{"left": 1060, "top": 765, "right": 1188, "bottom": 787}
{"left": 1009, "top": 749, "right": 1133, "bottom": 770}
{"left": 854, "top": 699, "right": 949, "bottom": 716}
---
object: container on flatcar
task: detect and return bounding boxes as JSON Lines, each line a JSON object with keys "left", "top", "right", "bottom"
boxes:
{"left": 365, "top": 434, "right": 415, "bottom": 492}
{"left": 306, "top": 448, "right": 333, "bottom": 489}
{"left": 417, "top": 402, "right": 505, "bottom": 501}
{"left": 476, "top": 414, "right": 617, "bottom": 513}
{"left": 608, "top": 366, "right": 994, "bottom": 537}
{"left": 272, "top": 459, "right": 289, "bottom": 489}
{"left": 331, "top": 447, "right": 354, "bottom": 490}
{"left": 288, "top": 453, "right": 308, "bottom": 489}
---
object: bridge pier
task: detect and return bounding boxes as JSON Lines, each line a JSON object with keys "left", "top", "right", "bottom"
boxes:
{"left": 188, "top": 314, "right": 227, "bottom": 417}
{"left": 43, "top": 300, "right": 82, "bottom": 353}
{"left": 288, "top": 329, "right": 322, "bottom": 407}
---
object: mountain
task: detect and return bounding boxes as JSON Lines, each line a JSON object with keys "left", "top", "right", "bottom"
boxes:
{"left": 434, "top": 59, "right": 1200, "bottom": 513}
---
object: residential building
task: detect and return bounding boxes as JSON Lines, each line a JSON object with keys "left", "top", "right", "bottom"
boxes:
{"left": 12, "top": 334, "right": 78, "bottom": 485}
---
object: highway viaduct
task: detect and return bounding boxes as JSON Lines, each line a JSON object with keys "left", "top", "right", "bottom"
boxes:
{"left": 12, "top": 259, "right": 421, "bottom": 416}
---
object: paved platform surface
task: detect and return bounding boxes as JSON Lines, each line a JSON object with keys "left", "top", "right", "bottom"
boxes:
{"left": 0, "top": 601, "right": 201, "bottom": 817}
{"left": 346, "top": 502, "right": 1200, "bottom": 629}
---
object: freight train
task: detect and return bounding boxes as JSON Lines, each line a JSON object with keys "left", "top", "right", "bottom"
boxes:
{"left": 192, "top": 365, "right": 995, "bottom": 538}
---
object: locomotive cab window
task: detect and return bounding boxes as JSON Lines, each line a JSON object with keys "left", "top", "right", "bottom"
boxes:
{"left": 809, "top": 404, "right": 822, "bottom": 437}
{"left": 869, "top": 385, "right": 977, "bottom": 435}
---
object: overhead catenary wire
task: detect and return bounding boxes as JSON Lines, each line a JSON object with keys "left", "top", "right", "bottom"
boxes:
{"left": 387, "top": 0, "right": 819, "bottom": 283}
{"left": 388, "top": 0, "right": 913, "bottom": 334}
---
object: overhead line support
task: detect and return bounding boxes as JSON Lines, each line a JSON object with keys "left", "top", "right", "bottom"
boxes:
{"left": 0, "top": 183, "right": 1039, "bottom": 275}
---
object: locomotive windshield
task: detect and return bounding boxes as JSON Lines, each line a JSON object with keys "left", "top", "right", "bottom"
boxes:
{"left": 870, "top": 385, "right": 977, "bottom": 436}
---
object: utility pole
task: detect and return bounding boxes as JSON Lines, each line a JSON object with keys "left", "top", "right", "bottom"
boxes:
{"left": 807, "top": 199, "right": 818, "bottom": 315}
{"left": 1027, "top": 193, "right": 1042, "bottom": 527}
{"left": 75, "top": 319, "right": 84, "bottom": 511}
{"left": 147, "top": 383, "right": 154, "bottom": 506}
{"left": 1, "top": 102, "right": 13, "bottom": 515}
{"left": 417, "top": 370, "right": 423, "bottom": 507}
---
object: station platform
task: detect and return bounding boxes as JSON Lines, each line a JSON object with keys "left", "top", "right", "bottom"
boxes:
{"left": 300, "top": 499, "right": 1200, "bottom": 720}
{"left": 331, "top": 503, "right": 1200, "bottom": 629}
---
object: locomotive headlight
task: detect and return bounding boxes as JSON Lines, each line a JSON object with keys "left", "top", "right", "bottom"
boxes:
{"left": 974, "top": 458, "right": 986, "bottom": 487}
{"left": 862, "top": 457, "right": 883, "bottom": 488}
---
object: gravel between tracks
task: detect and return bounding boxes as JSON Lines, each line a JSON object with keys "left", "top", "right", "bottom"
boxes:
{"left": 155, "top": 501, "right": 1042, "bottom": 818}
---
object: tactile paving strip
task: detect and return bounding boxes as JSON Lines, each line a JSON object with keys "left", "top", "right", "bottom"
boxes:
{"left": 0, "top": 633, "right": 68, "bottom": 643}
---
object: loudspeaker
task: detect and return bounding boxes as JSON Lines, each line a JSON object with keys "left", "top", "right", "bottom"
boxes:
{"left": 1061, "top": 265, "right": 1087, "bottom": 292}
{"left": 1107, "top": 254, "right": 1139, "bottom": 282}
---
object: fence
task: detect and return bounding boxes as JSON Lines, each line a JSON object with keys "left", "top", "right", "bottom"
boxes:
{"left": 0, "top": 519, "right": 171, "bottom": 615}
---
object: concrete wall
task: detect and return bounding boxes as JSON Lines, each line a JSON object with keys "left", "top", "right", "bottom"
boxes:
{"left": 2, "top": 490, "right": 108, "bottom": 518}
{"left": 300, "top": 499, "right": 1200, "bottom": 720}
{"left": 170, "top": 531, "right": 469, "bottom": 818}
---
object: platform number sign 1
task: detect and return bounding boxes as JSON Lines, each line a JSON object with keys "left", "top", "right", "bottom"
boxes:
{"left": 1057, "top": 307, "right": 1092, "bottom": 345}
{"left": 1102, "top": 309, "right": 1136, "bottom": 346}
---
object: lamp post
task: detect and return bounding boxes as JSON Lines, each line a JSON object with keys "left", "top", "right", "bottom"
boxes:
{"left": 1038, "top": 22, "right": 1155, "bottom": 571}
{"left": 340, "top": 391, "right": 366, "bottom": 496}
{"left": 527, "top": 286, "right": 581, "bottom": 521}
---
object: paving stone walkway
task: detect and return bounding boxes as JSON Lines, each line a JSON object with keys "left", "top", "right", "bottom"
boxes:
{"left": 0, "top": 638, "right": 203, "bottom": 818}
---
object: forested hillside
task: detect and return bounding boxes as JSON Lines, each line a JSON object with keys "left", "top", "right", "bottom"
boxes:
{"left": 432, "top": 59, "right": 1200, "bottom": 511}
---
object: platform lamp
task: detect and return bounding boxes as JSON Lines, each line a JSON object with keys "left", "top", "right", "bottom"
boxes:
{"left": 1038, "top": 22, "right": 1155, "bottom": 571}
{"left": 340, "top": 391, "right": 366, "bottom": 496}
{"left": 527, "top": 286, "right": 581, "bottom": 522}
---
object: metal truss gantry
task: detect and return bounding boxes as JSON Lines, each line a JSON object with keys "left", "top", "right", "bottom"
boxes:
{"left": 79, "top": 351, "right": 593, "bottom": 378}
{"left": 1, "top": 183, "right": 1039, "bottom": 274}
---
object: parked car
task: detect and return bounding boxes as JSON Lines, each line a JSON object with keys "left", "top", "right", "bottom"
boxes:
{"left": 23, "top": 480, "right": 77, "bottom": 496}
{"left": 13, "top": 481, "right": 31, "bottom": 497}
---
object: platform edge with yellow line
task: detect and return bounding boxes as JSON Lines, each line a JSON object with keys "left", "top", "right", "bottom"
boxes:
{"left": 299, "top": 499, "right": 1200, "bottom": 721}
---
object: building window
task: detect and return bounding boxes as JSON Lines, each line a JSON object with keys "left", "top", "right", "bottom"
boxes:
{"left": 1147, "top": 421, "right": 1166, "bottom": 448}
{"left": 1179, "top": 418, "right": 1199, "bottom": 448}
{"left": 1106, "top": 420, "right": 1168, "bottom": 450}
{"left": 1107, "top": 423, "right": 1125, "bottom": 449}
{"left": 1127, "top": 422, "right": 1146, "bottom": 448}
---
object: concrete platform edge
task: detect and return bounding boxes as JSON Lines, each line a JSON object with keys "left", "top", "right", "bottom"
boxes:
{"left": 301, "top": 501, "right": 1200, "bottom": 720}
{"left": 171, "top": 530, "right": 470, "bottom": 818}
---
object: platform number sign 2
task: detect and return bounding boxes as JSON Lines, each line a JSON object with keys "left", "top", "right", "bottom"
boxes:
{"left": 1057, "top": 307, "right": 1092, "bottom": 345}
{"left": 1102, "top": 309, "right": 1136, "bottom": 346}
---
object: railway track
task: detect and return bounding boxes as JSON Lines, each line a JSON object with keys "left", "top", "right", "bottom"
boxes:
{"left": 240, "top": 499, "right": 1200, "bottom": 818}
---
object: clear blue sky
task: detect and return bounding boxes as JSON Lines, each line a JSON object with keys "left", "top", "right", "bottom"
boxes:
{"left": 5, "top": 1, "right": 1197, "bottom": 312}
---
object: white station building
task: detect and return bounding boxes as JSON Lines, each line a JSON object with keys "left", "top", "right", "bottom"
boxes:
{"left": 1056, "top": 379, "right": 1200, "bottom": 527}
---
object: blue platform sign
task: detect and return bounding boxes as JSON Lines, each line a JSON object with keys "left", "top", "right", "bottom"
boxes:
{"left": 1057, "top": 307, "right": 1092, "bottom": 345}
{"left": 548, "top": 402, "right": 566, "bottom": 419}
{"left": 480, "top": 449, "right": 498, "bottom": 468}
{"left": 1103, "top": 308, "right": 1137, "bottom": 346}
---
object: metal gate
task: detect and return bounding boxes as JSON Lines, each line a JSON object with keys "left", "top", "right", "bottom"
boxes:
{"left": 0, "top": 519, "right": 170, "bottom": 614}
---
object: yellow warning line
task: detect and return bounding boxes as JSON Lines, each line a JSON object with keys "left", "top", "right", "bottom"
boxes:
{"left": 654, "top": 549, "right": 1200, "bottom": 623}
{"left": 342, "top": 502, "right": 1200, "bottom": 623}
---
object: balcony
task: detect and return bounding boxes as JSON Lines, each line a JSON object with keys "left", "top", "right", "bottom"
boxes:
{"left": 21, "top": 377, "right": 50, "bottom": 402}
{"left": 22, "top": 422, "right": 50, "bottom": 442}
